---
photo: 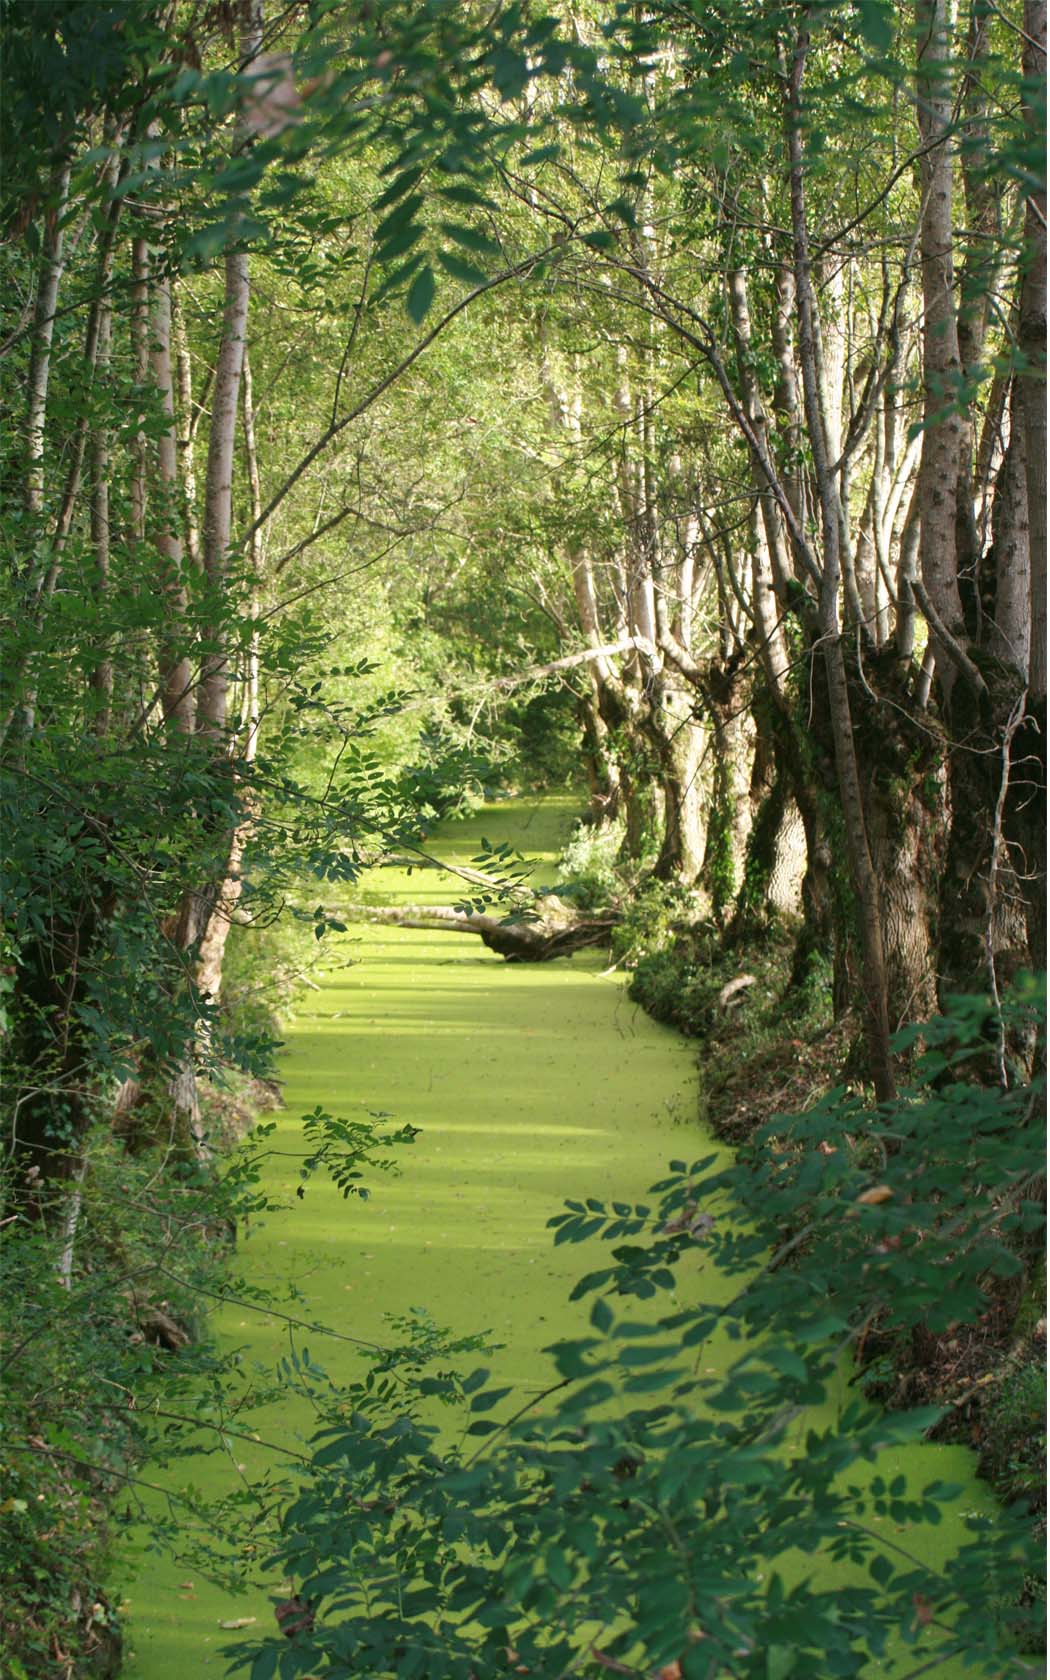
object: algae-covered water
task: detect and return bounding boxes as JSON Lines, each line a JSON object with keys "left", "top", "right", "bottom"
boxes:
{"left": 123, "top": 796, "right": 702, "bottom": 1672}
{"left": 122, "top": 796, "right": 995, "bottom": 1677}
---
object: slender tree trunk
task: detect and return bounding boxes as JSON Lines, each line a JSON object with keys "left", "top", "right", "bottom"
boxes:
{"left": 2, "top": 169, "right": 118, "bottom": 747}
{"left": 169, "top": 4, "right": 261, "bottom": 1152}
{"left": 34, "top": 175, "right": 125, "bottom": 615}
{"left": 195, "top": 349, "right": 263, "bottom": 1006}
{"left": 700, "top": 660, "right": 754, "bottom": 917}
{"left": 172, "top": 285, "right": 204, "bottom": 570}
{"left": 726, "top": 260, "right": 841, "bottom": 973}
{"left": 1015, "top": 0, "right": 1047, "bottom": 963}
{"left": 927, "top": 0, "right": 1045, "bottom": 989}
{"left": 88, "top": 296, "right": 114, "bottom": 732}
{"left": 1019, "top": 0, "right": 1046, "bottom": 702}
{"left": 728, "top": 264, "right": 795, "bottom": 607}
{"left": 916, "top": 0, "right": 968, "bottom": 700}
{"left": 143, "top": 268, "right": 206, "bottom": 1155}
{"left": 150, "top": 275, "right": 195, "bottom": 733}
{"left": 787, "top": 31, "right": 896, "bottom": 1099}
{"left": 129, "top": 237, "right": 150, "bottom": 549}
{"left": 24, "top": 159, "right": 72, "bottom": 520}
{"left": 987, "top": 379, "right": 1032, "bottom": 677}
{"left": 198, "top": 248, "right": 251, "bottom": 739}
{"left": 88, "top": 144, "right": 121, "bottom": 733}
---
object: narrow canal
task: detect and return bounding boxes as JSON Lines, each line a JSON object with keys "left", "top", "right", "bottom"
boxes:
{"left": 124, "top": 796, "right": 701, "bottom": 1673}
{"left": 123, "top": 795, "right": 995, "bottom": 1677}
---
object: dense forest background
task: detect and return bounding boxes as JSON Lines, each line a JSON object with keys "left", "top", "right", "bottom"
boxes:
{"left": 0, "top": 0, "right": 1045, "bottom": 1675}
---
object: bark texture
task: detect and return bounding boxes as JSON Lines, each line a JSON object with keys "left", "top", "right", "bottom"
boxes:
{"left": 916, "top": 0, "right": 968, "bottom": 696}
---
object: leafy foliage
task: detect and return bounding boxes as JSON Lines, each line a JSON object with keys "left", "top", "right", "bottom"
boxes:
{"left": 297, "top": 1105, "right": 419, "bottom": 1201}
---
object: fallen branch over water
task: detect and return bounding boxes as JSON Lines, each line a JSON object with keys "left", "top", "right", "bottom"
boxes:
{"left": 333, "top": 899, "right": 618, "bottom": 961}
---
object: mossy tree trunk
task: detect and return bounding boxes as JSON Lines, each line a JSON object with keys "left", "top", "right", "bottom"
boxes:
{"left": 854, "top": 658, "right": 945, "bottom": 1028}
{"left": 649, "top": 682, "right": 708, "bottom": 887}
{"left": 578, "top": 684, "right": 622, "bottom": 823}
{"left": 700, "top": 658, "right": 755, "bottom": 918}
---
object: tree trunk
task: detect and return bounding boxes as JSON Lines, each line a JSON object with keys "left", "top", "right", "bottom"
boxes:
{"left": 732, "top": 696, "right": 806, "bottom": 934}
{"left": 619, "top": 716, "right": 663, "bottom": 865}
{"left": 916, "top": 0, "right": 968, "bottom": 702}
{"left": 700, "top": 658, "right": 754, "bottom": 917}
{"left": 87, "top": 139, "right": 122, "bottom": 733}
{"left": 987, "top": 378, "right": 1031, "bottom": 677}
{"left": 88, "top": 240, "right": 115, "bottom": 733}
{"left": 855, "top": 660, "right": 945, "bottom": 1027}
{"left": 2, "top": 170, "right": 119, "bottom": 747}
{"left": 578, "top": 683, "right": 622, "bottom": 821}
{"left": 787, "top": 31, "right": 896, "bottom": 1098}
{"left": 933, "top": 0, "right": 1045, "bottom": 990}
{"left": 1014, "top": 0, "right": 1047, "bottom": 965}
{"left": 194, "top": 349, "right": 264, "bottom": 1007}
{"left": 173, "top": 284, "right": 205, "bottom": 571}
{"left": 336, "top": 900, "right": 617, "bottom": 960}
{"left": 24, "top": 159, "right": 72, "bottom": 520}
{"left": 129, "top": 236, "right": 150, "bottom": 549}
{"left": 150, "top": 275, "right": 195, "bottom": 733}
{"left": 198, "top": 247, "right": 250, "bottom": 739}
{"left": 650, "top": 685, "right": 707, "bottom": 886}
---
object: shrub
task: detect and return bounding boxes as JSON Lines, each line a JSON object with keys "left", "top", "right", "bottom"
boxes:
{"left": 553, "top": 819, "right": 625, "bottom": 911}
{"left": 610, "top": 877, "right": 706, "bottom": 967}
{"left": 0, "top": 1135, "right": 243, "bottom": 1676}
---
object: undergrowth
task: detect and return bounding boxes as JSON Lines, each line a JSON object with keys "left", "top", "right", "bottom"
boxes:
{"left": 552, "top": 818, "right": 626, "bottom": 911}
{"left": 0, "top": 1130, "right": 258, "bottom": 1678}
{"left": 0, "top": 1082, "right": 410, "bottom": 1678}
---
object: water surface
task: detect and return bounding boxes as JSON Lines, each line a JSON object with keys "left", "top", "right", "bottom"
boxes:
{"left": 124, "top": 796, "right": 701, "bottom": 1672}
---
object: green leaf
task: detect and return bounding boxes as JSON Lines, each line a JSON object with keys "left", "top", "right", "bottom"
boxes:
{"left": 590, "top": 1296, "right": 614, "bottom": 1333}
{"left": 470, "top": 1385, "right": 512, "bottom": 1413}
{"left": 373, "top": 165, "right": 425, "bottom": 212}
{"left": 490, "top": 45, "right": 528, "bottom": 99}
{"left": 406, "top": 263, "right": 435, "bottom": 323}
{"left": 546, "top": 1547, "right": 573, "bottom": 1591}
{"left": 250, "top": 1648, "right": 279, "bottom": 1680}
{"left": 376, "top": 222, "right": 425, "bottom": 265}
{"left": 855, "top": 0, "right": 894, "bottom": 52}
{"left": 766, "top": 1646, "right": 797, "bottom": 1680}
{"left": 521, "top": 142, "right": 561, "bottom": 165}
{"left": 436, "top": 183, "right": 496, "bottom": 209}
{"left": 439, "top": 221, "right": 500, "bottom": 256}
{"left": 376, "top": 193, "right": 424, "bottom": 241}
{"left": 436, "top": 248, "right": 489, "bottom": 288}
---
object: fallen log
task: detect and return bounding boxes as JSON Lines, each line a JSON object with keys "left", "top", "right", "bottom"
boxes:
{"left": 334, "top": 898, "right": 617, "bottom": 961}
